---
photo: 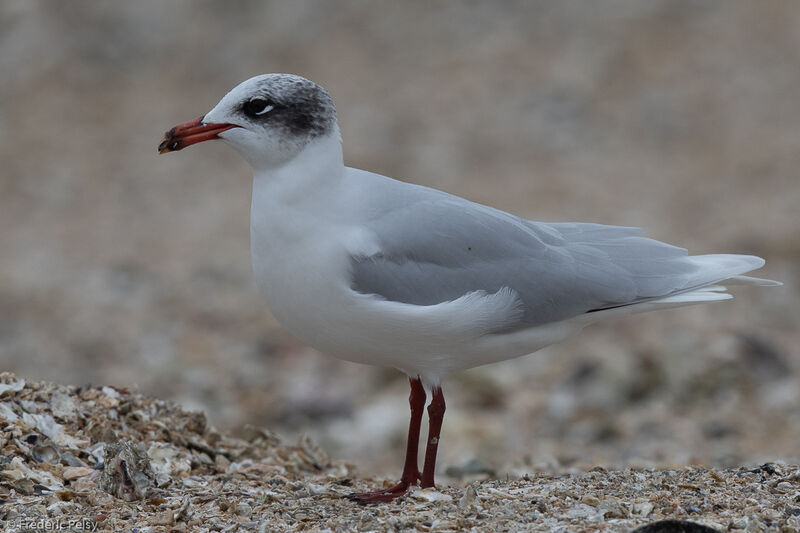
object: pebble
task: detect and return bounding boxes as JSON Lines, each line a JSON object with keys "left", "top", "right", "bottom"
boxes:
{"left": 633, "top": 502, "right": 655, "bottom": 517}
{"left": 235, "top": 502, "right": 253, "bottom": 517}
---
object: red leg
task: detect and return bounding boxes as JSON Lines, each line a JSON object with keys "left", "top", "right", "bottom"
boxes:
{"left": 420, "top": 386, "right": 445, "bottom": 488}
{"left": 347, "top": 377, "right": 426, "bottom": 503}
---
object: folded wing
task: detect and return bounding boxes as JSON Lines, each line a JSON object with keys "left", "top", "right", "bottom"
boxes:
{"left": 349, "top": 196, "right": 774, "bottom": 332}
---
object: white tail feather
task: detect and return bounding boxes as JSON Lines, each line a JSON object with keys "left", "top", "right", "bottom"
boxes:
{"left": 727, "top": 275, "right": 783, "bottom": 287}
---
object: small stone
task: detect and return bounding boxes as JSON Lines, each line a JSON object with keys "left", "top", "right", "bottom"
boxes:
{"left": 50, "top": 392, "right": 78, "bottom": 421}
{"left": 242, "top": 424, "right": 281, "bottom": 445}
{"left": 60, "top": 452, "right": 87, "bottom": 468}
{"left": 235, "top": 502, "right": 253, "bottom": 516}
{"left": 98, "top": 396, "right": 120, "bottom": 408}
{"left": 582, "top": 494, "right": 600, "bottom": 506}
{"left": 306, "top": 482, "right": 329, "bottom": 495}
{"left": 151, "top": 510, "right": 175, "bottom": 525}
{"left": 709, "top": 471, "right": 725, "bottom": 483}
{"left": 215, "top": 453, "right": 231, "bottom": 472}
{"left": 633, "top": 502, "right": 654, "bottom": 517}
{"left": 566, "top": 503, "right": 601, "bottom": 521}
{"left": 46, "top": 500, "right": 76, "bottom": 516}
{"left": 261, "top": 489, "right": 282, "bottom": 502}
{"left": 729, "top": 516, "right": 748, "bottom": 529}
{"left": 602, "top": 498, "right": 629, "bottom": 519}
{"left": 100, "top": 386, "right": 121, "bottom": 399}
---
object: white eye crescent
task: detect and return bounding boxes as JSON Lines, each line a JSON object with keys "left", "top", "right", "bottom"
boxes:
{"left": 256, "top": 104, "right": 274, "bottom": 115}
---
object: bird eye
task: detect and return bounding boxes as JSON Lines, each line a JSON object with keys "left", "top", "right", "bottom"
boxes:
{"left": 243, "top": 99, "right": 275, "bottom": 118}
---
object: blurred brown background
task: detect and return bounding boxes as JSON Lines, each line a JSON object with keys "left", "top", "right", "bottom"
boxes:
{"left": 1, "top": 1, "right": 797, "bottom": 479}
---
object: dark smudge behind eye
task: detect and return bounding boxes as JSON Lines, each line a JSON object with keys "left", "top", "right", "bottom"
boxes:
{"left": 245, "top": 76, "right": 336, "bottom": 139}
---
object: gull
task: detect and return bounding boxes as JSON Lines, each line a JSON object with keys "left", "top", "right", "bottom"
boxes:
{"left": 159, "top": 73, "right": 780, "bottom": 503}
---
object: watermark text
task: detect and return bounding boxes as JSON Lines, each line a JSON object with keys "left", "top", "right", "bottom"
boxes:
{"left": 4, "top": 517, "right": 100, "bottom": 531}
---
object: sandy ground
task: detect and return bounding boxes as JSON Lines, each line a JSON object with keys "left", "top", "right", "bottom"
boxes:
{"left": 1, "top": 0, "right": 798, "bottom": 494}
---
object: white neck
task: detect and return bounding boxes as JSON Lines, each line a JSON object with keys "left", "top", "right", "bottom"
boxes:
{"left": 248, "top": 129, "right": 349, "bottom": 314}
{"left": 250, "top": 129, "right": 348, "bottom": 262}
{"left": 252, "top": 129, "right": 344, "bottom": 206}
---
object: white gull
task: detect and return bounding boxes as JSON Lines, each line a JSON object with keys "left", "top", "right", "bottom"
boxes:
{"left": 159, "top": 73, "right": 780, "bottom": 503}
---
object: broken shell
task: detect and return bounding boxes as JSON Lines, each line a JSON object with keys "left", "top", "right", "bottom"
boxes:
{"left": 459, "top": 485, "right": 478, "bottom": 508}
{"left": 62, "top": 466, "right": 94, "bottom": 480}
{"left": 0, "top": 402, "right": 19, "bottom": 422}
{"left": 50, "top": 392, "right": 78, "bottom": 421}
{"left": 410, "top": 488, "right": 454, "bottom": 502}
{"left": 0, "top": 377, "right": 25, "bottom": 398}
{"left": 148, "top": 442, "right": 191, "bottom": 486}
{"left": 32, "top": 443, "right": 61, "bottom": 464}
{"left": 99, "top": 440, "right": 155, "bottom": 501}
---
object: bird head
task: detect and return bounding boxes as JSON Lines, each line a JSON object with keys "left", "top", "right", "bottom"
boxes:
{"left": 159, "top": 73, "right": 338, "bottom": 168}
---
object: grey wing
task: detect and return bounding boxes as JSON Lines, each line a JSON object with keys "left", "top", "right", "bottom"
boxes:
{"left": 350, "top": 197, "right": 756, "bottom": 332}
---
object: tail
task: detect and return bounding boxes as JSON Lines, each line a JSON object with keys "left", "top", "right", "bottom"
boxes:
{"left": 585, "top": 254, "right": 780, "bottom": 320}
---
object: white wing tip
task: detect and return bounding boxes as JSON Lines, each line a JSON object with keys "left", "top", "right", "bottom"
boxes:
{"left": 728, "top": 275, "right": 783, "bottom": 287}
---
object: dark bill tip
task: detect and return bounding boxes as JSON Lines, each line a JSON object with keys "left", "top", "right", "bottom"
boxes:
{"left": 158, "top": 116, "right": 237, "bottom": 154}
